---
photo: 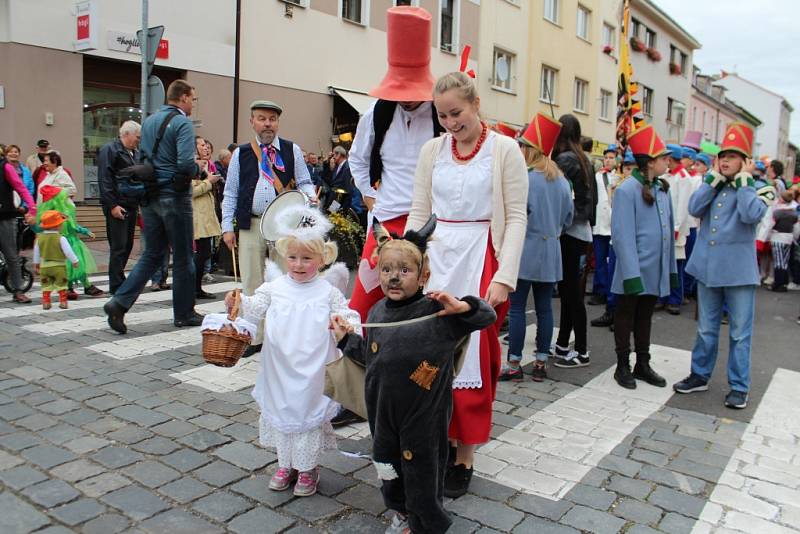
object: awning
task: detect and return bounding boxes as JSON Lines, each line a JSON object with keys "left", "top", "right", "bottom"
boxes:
{"left": 332, "top": 88, "right": 377, "bottom": 116}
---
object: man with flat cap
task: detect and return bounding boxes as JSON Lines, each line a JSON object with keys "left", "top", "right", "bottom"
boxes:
{"left": 221, "top": 100, "right": 316, "bottom": 357}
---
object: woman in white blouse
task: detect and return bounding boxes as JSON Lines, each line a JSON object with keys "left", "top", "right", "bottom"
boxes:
{"left": 406, "top": 71, "right": 528, "bottom": 498}
{"left": 36, "top": 151, "right": 77, "bottom": 203}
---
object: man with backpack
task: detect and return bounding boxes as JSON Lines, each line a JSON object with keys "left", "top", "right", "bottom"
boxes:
{"left": 348, "top": 5, "right": 444, "bottom": 323}
{"left": 104, "top": 79, "right": 204, "bottom": 333}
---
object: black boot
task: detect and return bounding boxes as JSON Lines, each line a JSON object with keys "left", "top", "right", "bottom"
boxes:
{"left": 444, "top": 463, "right": 473, "bottom": 499}
{"left": 614, "top": 354, "right": 636, "bottom": 389}
{"left": 633, "top": 354, "right": 667, "bottom": 387}
{"left": 590, "top": 310, "right": 614, "bottom": 327}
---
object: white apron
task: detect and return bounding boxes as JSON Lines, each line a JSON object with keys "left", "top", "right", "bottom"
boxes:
{"left": 251, "top": 276, "right": 340, "bottom": 433}
{"left": 426, "top": 133, "right": 495, "bottom": 389}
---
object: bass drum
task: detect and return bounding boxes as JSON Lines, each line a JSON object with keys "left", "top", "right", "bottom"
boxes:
{"left": 259, "top": 190, "right": 309, "bottom": 244}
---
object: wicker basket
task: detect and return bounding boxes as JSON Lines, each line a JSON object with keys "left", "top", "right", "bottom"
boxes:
{"left": 202, "top": 289, "right": 251, "bottom": 367}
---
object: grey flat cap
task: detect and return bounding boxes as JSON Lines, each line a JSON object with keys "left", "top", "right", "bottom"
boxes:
{"left": 250, "top": 100, "right": 282, "bottom": 114}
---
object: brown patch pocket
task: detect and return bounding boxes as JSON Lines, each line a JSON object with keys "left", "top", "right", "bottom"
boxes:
{"left": 409, "top": 360, "right": 439, "bottom": 390}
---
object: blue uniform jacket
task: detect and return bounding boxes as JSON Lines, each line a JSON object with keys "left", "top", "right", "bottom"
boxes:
{"left": 140, "top": 104, "right": 199, "bottom": 194}
{"left": 517, "top": 168, "right": 573, "bottom": 282}
{"left": 685, "top": 180, "right": 766, "bottom": 287}
{"left": 611, "top": 170, "right": 678, "bottom": 296}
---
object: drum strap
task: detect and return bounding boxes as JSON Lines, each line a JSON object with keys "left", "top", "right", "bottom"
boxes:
{"left": 251, "top": 140, "right": 285, "bottom": 195}
{"left": 361, "top": 312, "right": 439, "bottom": 328}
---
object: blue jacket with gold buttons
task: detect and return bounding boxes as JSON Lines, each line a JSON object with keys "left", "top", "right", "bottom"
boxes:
{"left": 611, "top": 169, "right": 678, "bottom": 296}
{"left": 685, "top": 173, "right": 767, "bottom": 287}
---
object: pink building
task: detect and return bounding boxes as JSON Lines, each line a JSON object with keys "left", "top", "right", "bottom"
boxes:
{"left": 689, "top": 70, "right": 761, "bottom": 151}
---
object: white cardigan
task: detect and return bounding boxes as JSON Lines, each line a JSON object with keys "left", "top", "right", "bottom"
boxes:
{"left": 406, "top": 133, "right": 529, "bottom": 290}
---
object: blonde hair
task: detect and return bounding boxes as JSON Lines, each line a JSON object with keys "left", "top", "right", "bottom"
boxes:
{"left": 377, "top": 240, "right": 430, "bottom": 275}
{"left": 275, "top": 236, "right": 338, "bottom": 266}
{"left": 521, "top": 144, "right": 560, "bottom": 181}
{"left": 433, "top": 71, "right": 478, "bottom": 104}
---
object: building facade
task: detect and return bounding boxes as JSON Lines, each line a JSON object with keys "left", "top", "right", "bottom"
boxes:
{"left": 0, "top": 0, "right": 472, "bottom": 201}
{"left": 714, "top": 72, "right": 794, "bottom": 163}
{"left": 627, "top": 0, "right": 699, "bottom": 143}
{"left": 689, "top": 70, "right": 761, "bottom": 154}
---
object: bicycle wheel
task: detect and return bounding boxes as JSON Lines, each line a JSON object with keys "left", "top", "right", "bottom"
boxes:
{"left": 20, "top": 264, "right": 34, "bottom": 293}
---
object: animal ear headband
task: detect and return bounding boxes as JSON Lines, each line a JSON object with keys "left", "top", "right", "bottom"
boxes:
{"left": 372, "top": 214, "right": 437, "bottom": 256}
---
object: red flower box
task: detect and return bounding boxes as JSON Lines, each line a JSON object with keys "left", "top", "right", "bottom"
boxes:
{"left": 603, "top": 45, "right": 614, "bottom": 55}
{"left": 669, "top": 62, "right": 682, "bottom": 75}
{"left": 630, "top": 37, "right": 646, "bottom": 52}
{"left": 646, "top": 47, "right": 661, "bottom": 62}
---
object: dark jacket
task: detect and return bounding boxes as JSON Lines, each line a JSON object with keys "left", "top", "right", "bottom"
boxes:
{"left": 555, "top": 151, "right": 596, "bottom": 227}
{"left": 321, "top": 160, "right": 354, "bottom": 211}
{"left": 97, "top": 138, "right": 139, "bottom": 209}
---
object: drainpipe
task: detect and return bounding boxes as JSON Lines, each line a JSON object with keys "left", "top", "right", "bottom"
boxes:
{"left": 232, "top": 0, "right": 241, "bottom": 141}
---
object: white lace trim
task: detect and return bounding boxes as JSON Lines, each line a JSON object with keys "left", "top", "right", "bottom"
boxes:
{"left": 452, "top": 379, "right": 483, "bottom": 390}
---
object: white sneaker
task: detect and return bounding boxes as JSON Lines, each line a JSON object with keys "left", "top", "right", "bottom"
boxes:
{"left": 763, "top": 276, "right": 774, "bottom": 286}
{"left": 553, "top": 350, "right": 591, "bottom": 368}
{"left": 385, "top": 513, "right": 409, "bottom": 534}
{"left": 787, "top": 282, "right": 800, "bottom": 291}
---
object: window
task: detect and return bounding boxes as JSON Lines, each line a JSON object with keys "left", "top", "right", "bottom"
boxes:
{"left": 641, "top": 85, "right": 653, "bottom": 115}
{"left": 602, "top": 23, "right": 615, "bottom": 48}
{"left": 600, "top": 89, "right": 612, "bottom": 120}
{"left": 492, "top": 48, "right": 515, "bottom": 91}
{"left": 631, "top": 18, "right": 642, "bottom": 38}
{"left": 644, "top": 28, "right": 656, "bottom": 48}
{"left": 544, "top": 0, "right": 559, "bottom": 24}
{"left": 668, "top": 98, "right": 685, "bottom": 126}
{"left": 393, "top": 0, "right": 415, "bottom": 4}
{"left": 576, "top": 6, "right": 590, "bottom": 40}
{"left": 540, "top": 65, "right": 558, "bottom": 103}
{"left": 342, "top": 0, "right": 366, "bottom": 24}
{"left": 440, "top": 0, "right": 458, "bottom": 53}
{"left": 573, "top": 78, "right": 588, "bottom": 113}
{"left": 679, "top": 51, "right": 688, "bottom": 74}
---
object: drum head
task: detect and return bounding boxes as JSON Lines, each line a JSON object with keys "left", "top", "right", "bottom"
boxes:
{"left": 259, "top": 191, "right": 308, "bottom": 242}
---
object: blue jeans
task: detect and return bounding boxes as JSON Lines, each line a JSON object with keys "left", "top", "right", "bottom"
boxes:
{"left": 592, "top": 235, "right": 612, "bottom": 297}
{"left": 683, "top": 228, "right": 697, "bottom": 297}
{"left": 508, "top": 280, "right": 555, "bottom": 362}
{"left": 111, "top": 194, "right": 196, "bottom": 320}
{"left": 690, "top": 282, "right": 755, "bottom": 392}
{"left": 140, "top": 231, "right": 169, "bottom": 284}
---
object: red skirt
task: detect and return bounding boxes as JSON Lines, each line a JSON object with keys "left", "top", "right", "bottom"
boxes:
{"left": 349, "top": 215, "right": 408, "bottom": 324}
{"left": 448, "top": 237, "right": 509, "bottom": 445}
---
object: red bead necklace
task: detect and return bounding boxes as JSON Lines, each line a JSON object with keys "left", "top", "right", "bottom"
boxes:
{"left": 451, "top": 122, "right": 488, "bottom": 162}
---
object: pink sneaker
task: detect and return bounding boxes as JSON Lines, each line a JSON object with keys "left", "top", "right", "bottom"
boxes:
{"left": 293, "top": 468, "right": 319, "bottom": 497}
{"left": 269, "top": 467, "right": 297, "bottom": 491}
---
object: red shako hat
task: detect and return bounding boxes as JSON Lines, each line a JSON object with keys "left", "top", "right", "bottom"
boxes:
{"left": 627, "top": 124, "right": 670, "bottom": 158}
{"left": 519, "top": 113, "right": 562, "bottom": 156}
{"left": 494, "top": 122, "right": 518, "bottom": 138}
{"left": 369, "top": 7, "right": 435, "bottom": 102}
{"left": 719, "top": 122, "right": 754, "bottom": 158}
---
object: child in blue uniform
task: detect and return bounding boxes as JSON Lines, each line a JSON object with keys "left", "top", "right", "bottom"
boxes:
{"left": 610, "top": 124, "right": 678, "bottom": 389}
{"left": 673, "top": 122, "right": 766, "bottom": 409}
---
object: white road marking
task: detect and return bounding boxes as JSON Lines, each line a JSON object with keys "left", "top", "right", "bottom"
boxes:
{"left": 692, "top": 368, "right": 800, "bottom": 533}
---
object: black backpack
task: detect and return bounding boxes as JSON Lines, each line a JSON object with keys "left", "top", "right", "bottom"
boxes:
{"left": 368, "top": 100, "right": 444, "bottom": 188}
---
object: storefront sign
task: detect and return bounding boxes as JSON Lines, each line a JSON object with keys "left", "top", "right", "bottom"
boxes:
{"left": 74, "top": 1, "right": 98, "bottom": 51}
{"left": 107, "top": 31, "right": 169, "bottom": 59}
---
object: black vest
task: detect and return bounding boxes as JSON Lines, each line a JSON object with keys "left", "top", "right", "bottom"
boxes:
{"left": 235, "top": 138, "right": 296, "bottom": 230}
{"left": 369, "top": 100, "right": 444, "bottom": 188}
{"left": 0, "top": 159, "right": 18, "bottom": 220}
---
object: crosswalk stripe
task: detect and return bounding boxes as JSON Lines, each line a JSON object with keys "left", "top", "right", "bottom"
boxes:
{"left": 692, "top": 368, "right": 800, "bottom": 532}
{"left": 21, "top": 299, "right": 226, "bottom": 336}
{"left": 0, "top": 281, "right": 236, "bottom": 319}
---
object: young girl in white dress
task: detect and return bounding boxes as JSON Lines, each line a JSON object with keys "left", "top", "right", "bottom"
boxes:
{"left": 224, "top": 206, "right": 359, "bottom": 497}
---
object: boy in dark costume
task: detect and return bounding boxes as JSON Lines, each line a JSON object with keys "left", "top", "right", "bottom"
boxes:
{"left": 332, "top": 216, "right": 495, "bottom": 534}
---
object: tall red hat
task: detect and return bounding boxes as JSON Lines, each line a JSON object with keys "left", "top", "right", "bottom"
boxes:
{"left": 627, "top": 124, "right": 670, "bottom": 158}
{"left": 719, "top": 122, "right": 754, "bottom": 158}
{"left": 369, "top": 7, "right": 435, "bottom": 102}
{"left": 519, "top": 113, "right": 562, "bottom": 156}
{"left": 494, "top": 122, "right": 518, "bottom": 138}
{"left": 39, "top": 185, "right": 63, "bottom": 203}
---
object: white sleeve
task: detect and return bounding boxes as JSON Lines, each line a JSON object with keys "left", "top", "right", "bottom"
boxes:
{"left": 221, "top": 148, "right": 240, "bottom": 233}
{"left": 59, "top": 236, "right": 80, "bottom": 264}
{"left": 293, "top": 144, "right": 316, "bottom": 199}
{"left": 329, "top": 287, "right": 362, "bottom": 331}
{"left": 33, "top": 242, "right": 40, "bottom": 264}
{"left": 349, "top": 105, "right": 378, "bottom": 199}
{"left": 239, "top": 281, "right": 272, "bottom": 324}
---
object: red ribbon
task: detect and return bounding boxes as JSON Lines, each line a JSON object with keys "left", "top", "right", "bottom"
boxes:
{"left": 460, "top": 45, "right": 476, "bottom": 78}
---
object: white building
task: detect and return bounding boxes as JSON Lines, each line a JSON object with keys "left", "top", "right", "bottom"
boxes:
{"left": 714, "top": 72, "right": 793, "bottom": 162}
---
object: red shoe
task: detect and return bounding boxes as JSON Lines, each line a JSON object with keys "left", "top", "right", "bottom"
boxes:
{"left": 66, "top": 289, "right": 79, "bottom": 301}
{"left": 58, "top": 290, "right": 69, "bottom": 309}
{"left": 268, "top": 467, "right": 298, "bottom": 491}
{"left": 293, "top": 469, "right": 319, "bottom": 497}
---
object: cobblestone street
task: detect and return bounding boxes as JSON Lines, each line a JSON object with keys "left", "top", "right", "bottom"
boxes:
{"left": 1, "top": 273, "right": 799, "bottom": 533}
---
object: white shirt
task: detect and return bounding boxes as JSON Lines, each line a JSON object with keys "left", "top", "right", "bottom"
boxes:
{"left": 221, "top": 136, "right": 315, "bottom": 233}
{"left": 592, "top": 169, "right": 618, "bottom": 236}
{"left": 349, "top": 101, "right": 436, "bottom": 222}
